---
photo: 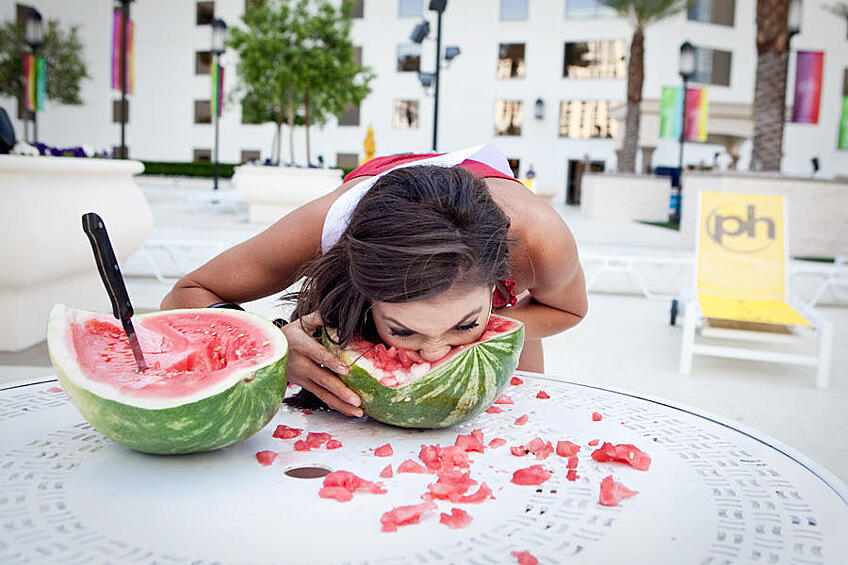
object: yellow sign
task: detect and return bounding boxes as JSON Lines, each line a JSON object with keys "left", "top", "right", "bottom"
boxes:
{"left": 696, "top": 191, "right": 809, "bottom": 326}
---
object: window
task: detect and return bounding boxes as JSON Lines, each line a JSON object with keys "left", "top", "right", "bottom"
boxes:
{"left": 494, "top": 100, "right": 524, "bottom": 136}
{"left": 507, "top": 158, "right": 520, "bottom": 177}
{"left": 195, "top": 51, "right": 212, "bottom": 75}
{"left": 563, "top": 40, "right": 626, "bottom": 78}
{"left": 345, "top": 0, "right": 364, "bottom": 18}
{"left": 399, "top": 0, "right": 422, "bottom": 17}
{"left": 195, "top": 100, "right": 212, "bottom": 124}
{"left": 565, "top": 0, "right": 617, "bottom": 19}
{"left": 113, "top": 145, "right": 129, "bottom": 159}
{"left": 241, "top": 149, "right": 261, "bottom": 163}
{"left": 497, "top": 43, "right": 526, "bottom": 79}
{"left": 558, "top": 100, "right": 618, "bottom": 138}
{"left": 336, "top": 153, "right": 359, "bottom": 169}
{"left": 112, "top": 100, "right": 129, "bottom": 123}
{"left": 338, "top": 103, "right": 360, "bottom": 126}
{"left": 397, "top": 44, "right": 422, "bottom": 72}
{"left": 196, "top": 2, "right": 214, "bottom": 25}
{"left": 354, "top": 46, "right": 362, "bottom": 66}
{"left": 692, "top": 46, "right": 732, "bottom": 86}
{"left": 194, "top": 148, "right": 212, "bottom": 161}
{"left": 688, "top": 0, "right": 735, "bottom": 26}
{"left": 393, "top": 100, "right": 419, "bottom": 128}
{"left": 245, "top": 0, "right": 262, "bottom": 13}
{"left": 500, "top": 0, "right": 528, "bottom": 20}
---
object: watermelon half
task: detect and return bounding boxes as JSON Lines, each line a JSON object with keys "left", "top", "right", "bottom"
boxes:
{"left": 47, "top": 304, "right": 288, "bottom": 455}
{"left": 325, "top": 314, "right": 524, "bottom": 428}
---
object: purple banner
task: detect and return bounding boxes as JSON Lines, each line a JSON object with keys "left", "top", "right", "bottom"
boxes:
{"left": 792, "top": 51, "right": 824, "bottom": 124}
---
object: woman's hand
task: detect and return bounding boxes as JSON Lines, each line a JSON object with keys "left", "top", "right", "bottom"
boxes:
{"left": 281, "top": 312, "right": 363, "bottom": 417}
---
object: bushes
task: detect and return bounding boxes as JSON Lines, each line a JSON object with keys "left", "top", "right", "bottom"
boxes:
{"left": 140, "top": 161, "right": 238, "bottom": 178}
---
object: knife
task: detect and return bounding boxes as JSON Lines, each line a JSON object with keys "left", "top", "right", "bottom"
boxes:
{"left": 81, "top": 212, "right": 148, "bottom": 372}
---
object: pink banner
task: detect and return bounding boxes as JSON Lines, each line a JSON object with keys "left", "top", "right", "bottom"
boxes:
{"left": 111, "top": 8, "right": 120, "bottom": 90}
{"left": 683, "top": 88, "right": 707, "bottom": 142}
{"left": 792, "top": 50, "right": 824, "bottom": 124}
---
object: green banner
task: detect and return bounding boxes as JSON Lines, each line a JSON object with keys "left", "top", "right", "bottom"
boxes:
{"left": 35, "top": 57, "right": 46, "bottom": 111}
{"left": 659, "top": 86, "right": 682, "bottom": 139}
{"left": 839, "top": 95, "right": 848, "bottom": 150}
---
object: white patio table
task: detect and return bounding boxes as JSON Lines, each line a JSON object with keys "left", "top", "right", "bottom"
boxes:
{"left": 1, "top": 372, "right": 846, "bottom": 564}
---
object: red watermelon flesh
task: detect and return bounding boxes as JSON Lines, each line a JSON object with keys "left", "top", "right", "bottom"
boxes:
{"left": 556, "top": 440, "right": 580, "bottom": 457}
{"left": 255, "top": 450, "right": 277, "bottom": 466}
{"left": 272, "top": 425, "right": 302, "bottom": 440}
{"left": 511, "top": 551, "right": 539, "bottom": 565}
{"left": 488, "top": 438, "right": 506, "bottom": 448}
{"left": 511, "top": 465, "right": 551, "bottom": 485}
{"left": 319, "top": 470, "right": 386, "bottom": 502}
{"left": 440, "top": 508, "right": 472, "bottom": 529}
{"left": 591, "top": 442, "right": 652, "bottom": 471}
{"left": 69, "top": 312, "right": 277, "bottom": 398}
{"left": 374, "top": 443, "right": 394, "bottom": 457}
{"left": 348, "top": 316, "right": 521, "bottom": 388}
{"left": 599, "top": 475, "right": 638, "bottom": 506}
{"left": 397, "top": 459, "right": 428, "bottom": 474}
{"left": 455, "top": 432, "right": 485, "bottom": 453}
{"left": 380, "top": 501, "right": 438, "bottom": 532}
{"left": 425, "top": 470, "right": 477, "bottom": 500}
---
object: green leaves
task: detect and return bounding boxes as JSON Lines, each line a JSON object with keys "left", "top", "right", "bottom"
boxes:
{"left": 599, "top": 0, "right": 691, "bottom": 27}
{"left": 0, "top": 19, "right": 89, "bottom": 105}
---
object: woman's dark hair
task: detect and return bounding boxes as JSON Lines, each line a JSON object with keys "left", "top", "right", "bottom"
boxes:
{"left": 293, "top": 165, "right": 512, "bottom": 346}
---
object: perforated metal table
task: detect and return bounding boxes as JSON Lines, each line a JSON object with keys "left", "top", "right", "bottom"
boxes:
{"left": 2, "top": 372, "right": 846, "bottom": 564}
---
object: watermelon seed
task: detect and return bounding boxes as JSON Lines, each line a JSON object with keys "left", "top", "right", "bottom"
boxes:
{"left": 285, "top": 466, "right": 332, "bottom": 479}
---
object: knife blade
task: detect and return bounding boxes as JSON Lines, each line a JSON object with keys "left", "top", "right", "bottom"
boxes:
{"left": 82, "top": 212, "right": 148, "bottom": 372}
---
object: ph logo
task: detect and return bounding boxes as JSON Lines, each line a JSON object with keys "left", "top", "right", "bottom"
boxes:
{"left": 706, "top": 204, "right": 776, "bottom": 253}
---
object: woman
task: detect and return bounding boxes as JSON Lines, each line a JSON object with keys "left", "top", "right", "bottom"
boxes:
{"left": 161, "top": 145, "right": 587, "bottom": 418}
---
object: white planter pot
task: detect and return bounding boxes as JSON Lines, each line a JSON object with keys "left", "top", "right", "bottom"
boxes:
{"left": 233, "top": 165, "right": 343, "bottom": 224}
{"left": 0, "top": 155, "right": 152, "bottom": 351}
{"left": 580, "top": 173, "right": 672, "bottom": 223}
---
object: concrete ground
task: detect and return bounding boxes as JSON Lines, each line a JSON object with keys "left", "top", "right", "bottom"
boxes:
{"left": 2, "top": 177, "right": 845, "bottom": 485}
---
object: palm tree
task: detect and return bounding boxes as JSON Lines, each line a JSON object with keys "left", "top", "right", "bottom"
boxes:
{"left": 601, "top": 0, "right": 689, "bottom": 173}
{"left": 750, "top": 0, "right": 791, "bottom": 171}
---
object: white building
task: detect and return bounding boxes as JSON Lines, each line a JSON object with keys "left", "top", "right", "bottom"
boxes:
{"left": 2, "top": 0, "right": 847, "bottom": 202}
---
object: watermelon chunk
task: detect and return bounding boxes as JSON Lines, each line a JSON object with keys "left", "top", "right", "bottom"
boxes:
{"left": 485, "top": 406, "right": 504, "bottom": 414}
{"left": 555, "top": 440, "right": 580, "bottom": 458}
{"left": 425, "top": 470, "right": 477, "bottom": 500}
{"left": 536, "top": 390, "right": 550, "bottom": 399}
{"left": 511, "top": 550, "right": 539, "bottom": 565}
{"left": 272, "top": 424, "right": 302, "bottom": 440}
{"left": 255, "top": 450, "right": 277, "bottom": 466}
{"left": 495, "top": 394, "right": 514, "bottom": 405}
{"left": 599, "top": 475, "right": 638, "bottom": 506}
{"left": 293, "top": 440, "right": 310, "bottom": 451}
{"left": 566, "top": 469, "right": 579, "bottom": 481}
{"left": 305, "top": 432, "right": 332, "bottom": 448}
{"left": 514, "top": 414, "right": 529, "bottom": 426}
{"left": 591, "top": 442, "right": 652, "bottom": 471}
{"left": 325, "top": 439, "right": 342, "bottom": 450}
{"left": 380, "top": 501, "right": 438, "bottom": 532}
{"left": 511, "top": 465, "right": 551, "bottom": 485}
{"left": 379, "top": 464, "right": 393, "bottom": 478}
{"left": 588, "top": 439, "right": 600, "bottom": 447}
{"left": 398, "top": 459, "right": 428, "bottom": 474}
{"left": 319, "top": 470, "right": 386, "bottom": 503}
{"left": 567, "top": 455, "right": 579, "bottom": 469}
{"left": 525, "top": 438, "right": 553, "bottom": 460}
{"left": 592, "top": 411, "right": 603, "bottom": 422}
{"left": 419, "top": 444, "right": 470, "bottom": 473}
{"left": 488, "top": 438, "right": 506, "bottom": 449}
{"left": 510, "top": 376, "right": 524, "bottom": 385}
{"left": 455, "top": 432, "right": 485, "bottom": 453}
{"left": 456, "top": 482, "right": 493, "bottom": 503}
{"left": 510, "top": 445, "right": 529, "bottom": 457}
{"left": 440, "top": 508, "right": 473, "bottom": 529}
{"left": 318, "top": 486, "right": 353, "bottom": 502}
{"left": 47, "top": 386, "right": 64, "bottom": 393}
{"left": 374, "top": 443, "right": 394, "bottom": 457}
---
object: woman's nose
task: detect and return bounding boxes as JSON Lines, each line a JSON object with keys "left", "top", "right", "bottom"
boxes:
{"left": 419, "top": 342, "right": 451, "bottom": 363}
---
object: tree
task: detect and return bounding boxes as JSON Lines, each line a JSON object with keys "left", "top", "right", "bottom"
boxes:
{"left": 0, "top": 18, "right": 89, "bottom": 125}
{"left": 600, "top": 0, "right": 690, "bottom": 173}
{"left": 750, "top": 0, "right": 791, "bottom": 171}
{"left": 228, "top": 0, "right": 373, "bottom": 165}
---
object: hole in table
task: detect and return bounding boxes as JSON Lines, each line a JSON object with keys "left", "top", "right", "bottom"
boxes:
{"left": 284, "top": 466, "right": 332, "bottom": 479}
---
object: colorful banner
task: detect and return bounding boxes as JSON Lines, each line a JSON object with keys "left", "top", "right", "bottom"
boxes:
{"left": 22, "top": 54, "right": 34, "bottom": 111}
{"left": 839, "top": 96, "right": 848, "bottom": 150}
{"left": 35, "top": 56, "right": 46, "bottom": 111}
{"left": 659, "top": 85, "right": 708, "bottom": 141}
{"left": 211, "top": 62, "right": 224, "bottom": 117}
{"left": 659, "top": 86, "right": 683, "bottom": 139}
{"left": 111, "top": 8, "right": 135, "bottom": 94}
{"left": 791, "top": 50, "right": 824, "bottom": 124}
{"left": 684, "top": 87, "right": 708, "bottom": 142}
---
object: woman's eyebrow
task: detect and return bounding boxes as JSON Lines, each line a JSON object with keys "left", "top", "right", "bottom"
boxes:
{"left": 383, "top": 306, "right": 482, "bottom": 331}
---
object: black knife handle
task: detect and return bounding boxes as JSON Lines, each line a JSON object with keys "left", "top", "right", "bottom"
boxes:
{"left": 81, "top": 212, "right": 133, "bottom": 321}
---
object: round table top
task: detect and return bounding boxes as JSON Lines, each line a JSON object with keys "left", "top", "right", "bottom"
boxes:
{"left": 1, "top": 372, "right": 846, "bottom": 564}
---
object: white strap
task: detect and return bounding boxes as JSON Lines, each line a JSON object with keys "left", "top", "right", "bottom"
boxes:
{"left": 321, "top": 144, "right": 512, "bottom": 253}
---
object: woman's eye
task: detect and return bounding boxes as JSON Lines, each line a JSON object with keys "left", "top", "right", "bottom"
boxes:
{"left": 389, "top": 328, "right": 414, "bottom": 337}
{"left": 455, "top": 322, "right": 480, "bottom": 332}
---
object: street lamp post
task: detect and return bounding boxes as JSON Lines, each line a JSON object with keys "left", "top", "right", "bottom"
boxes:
{"left": 117, "top": 0, "right": 133, "bottom": 159}
{"left": 410, "top": 2, "right": 448, "bottom": 152}
{"left": 24, "top": 8, "right": 43, "bottom": 143}
{"left": 211, "top": 18, "right": 227, "bottom": 192}
{"left": 674, "top": 40, "right": 695, "bottom": 224}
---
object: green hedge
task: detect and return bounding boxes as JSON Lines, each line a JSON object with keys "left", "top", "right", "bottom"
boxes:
{"left": 140, "top": 161, "right": 238, "bottom": 178}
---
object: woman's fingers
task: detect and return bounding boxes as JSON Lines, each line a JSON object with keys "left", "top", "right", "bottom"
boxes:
{"left": 289, "top": 357, "right": 363, "bottom": 417}
{"left": 285, "top": 315, "right": 349, "bottom": 375}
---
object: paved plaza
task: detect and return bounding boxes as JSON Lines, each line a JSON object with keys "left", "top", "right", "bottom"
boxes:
{"left": 1, "top": 177, "right": 845, "bottom": 484}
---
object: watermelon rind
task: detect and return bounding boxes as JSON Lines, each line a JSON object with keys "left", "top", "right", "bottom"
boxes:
{"left": 326, "top": 316, "right": 524, "bottom": 428}
{"left": 47, "top": 304, "right": 288, "bottom": 455}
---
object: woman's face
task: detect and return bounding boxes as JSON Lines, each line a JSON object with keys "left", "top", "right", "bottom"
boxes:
{"left": 371, "top": 285, "right": 493, "bottom": 363}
